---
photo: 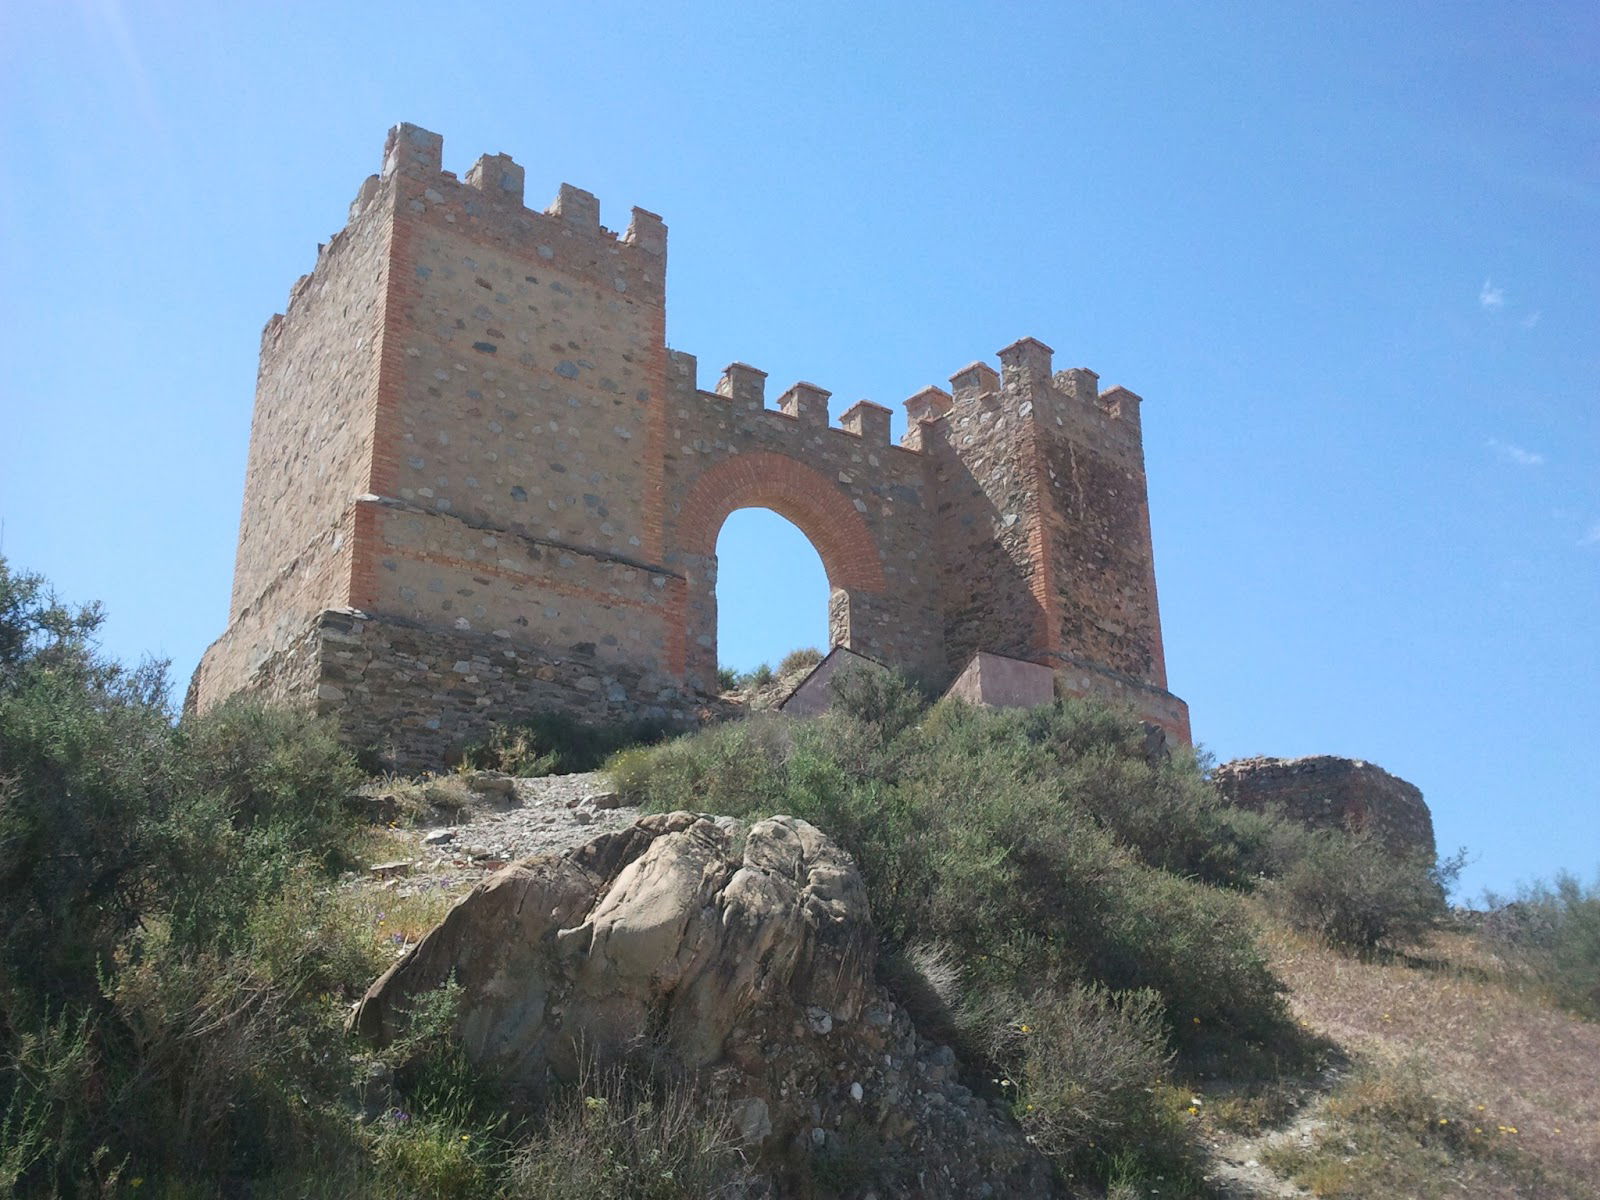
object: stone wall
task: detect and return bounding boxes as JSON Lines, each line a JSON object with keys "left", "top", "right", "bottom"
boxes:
{"left": 193, "top": 123, "right": 1194, "bottom": 766}
{"left": 309, "top": 609, "right": 719, "bottom": 771}
{"left": 911, "top": 338, "right": 1190, "bottom": 742}
{"left": 1211, "top": 755, "right": 1437, "bottom": 858}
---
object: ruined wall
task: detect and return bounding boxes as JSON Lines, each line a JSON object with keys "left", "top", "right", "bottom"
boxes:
{"left": 1211, "top": 756, "right": 1437, "bottom": 858}
{"left": 195, "top": 123, "right": 1193, "bottom": 766}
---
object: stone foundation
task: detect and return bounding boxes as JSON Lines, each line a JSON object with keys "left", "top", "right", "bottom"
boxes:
{"left": 249, "top": 609, "right": 722, "bottom": 771}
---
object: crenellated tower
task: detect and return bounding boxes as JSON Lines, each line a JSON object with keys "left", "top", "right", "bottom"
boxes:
{"left": 192, "top": 124, "right": 1189, "bottom": 766}
{"left": 906, "top": 338, "right": 1189, "bottom": 740}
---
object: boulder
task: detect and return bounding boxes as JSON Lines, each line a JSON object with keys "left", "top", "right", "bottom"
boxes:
{"left": 350, "top": 811, "right": 874, "bottom": 1079}
{"left": 350, "top": 812, "right": 1053, "bottom": 1196}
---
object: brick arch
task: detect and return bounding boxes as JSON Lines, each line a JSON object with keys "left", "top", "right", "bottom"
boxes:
{"left": 667, "top": 451, "right": 888, "bottom": 682}
{"left": 675, "top": 451, "right": 887, "bottom": 592}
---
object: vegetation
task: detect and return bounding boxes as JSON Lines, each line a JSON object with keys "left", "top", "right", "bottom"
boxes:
{"left": 1481, "top": 873, "right": 1600, "bottom": 1019}
{"left": 1262, "top": 1060, "right": 1568, "bottom": 1199}
{"left": 461, "top": 710, "right": 670, "bottom": 777}
{"left": 715, "top": 645, "right": 824, "bottom": 695}
{"left": 777, "top": 646, "right": 824, "bottom": 675}
{"left": 1267, "top": 829, "right": 1462, "bottom": 955}
{"left": 611, "top": 668, "right": 1303, "bottom": 1189}
{"left": 3, "top": 561, "right": 1591, "bottom": 1197}
{"left": 0, "top": 560, "right": 748, "bottom": 1198}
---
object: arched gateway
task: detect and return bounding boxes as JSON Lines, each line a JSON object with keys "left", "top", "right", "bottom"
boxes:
{"left": 190, "top": 125, "right": 1190, "bottom": 769}
{"left": 668, "top": 450, "right": 888, "bottom": 683}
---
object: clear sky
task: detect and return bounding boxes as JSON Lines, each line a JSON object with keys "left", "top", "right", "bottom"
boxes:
{"left": 2, "top": 2, "right": 1595, "bottom": 898}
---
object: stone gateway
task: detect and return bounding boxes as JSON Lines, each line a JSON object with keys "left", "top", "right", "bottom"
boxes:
{"left": 190, "top": 124, "right": 1190, "bottom": 767}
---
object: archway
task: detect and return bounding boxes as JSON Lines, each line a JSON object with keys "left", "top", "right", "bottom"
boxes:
{"left": 668, "top": 450, "right": 889, "bottom": 689}
{"left": 714, "top": 508, "right": 829, "bottom": 678}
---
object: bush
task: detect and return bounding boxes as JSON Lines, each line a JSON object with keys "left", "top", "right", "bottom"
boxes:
{"left": 980, "top": 984, "right": 1198, "bottom": 1182}
{"left": 748, "top": 662, "right": 774, "bottom": 688}
{"left": 0, "top": 559, "right": 393, "bottom": 1193}
{"left": 828, "top": 664, "right": 927, "bottom": 742}
{"left": 507, "top": 1062, "right": 747, "bottom": 1199}
{"left": 777, "top": 646, "right": 823, "bottom": 675}
{"left": 715, "top": 665, "right": 738, "bottom": 691}
{"left": 620, "top": 698, "right": 1289, "bottom": 1056}
{"left": 1269, "top": 829, "right": 1458, "bottom": 954}
{"left": 1482, "top": 873, "right": 1600, "bottom": 1019}
{"left": 462, "top": 711, "right": 669, "bottom": 777}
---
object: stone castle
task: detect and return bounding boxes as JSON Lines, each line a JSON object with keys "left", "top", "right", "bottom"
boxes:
{"left": 190, "top": 124, "right": 1190, "bottom": 767}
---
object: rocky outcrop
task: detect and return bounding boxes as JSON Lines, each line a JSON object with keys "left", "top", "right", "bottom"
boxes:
{"left": 350, "top": 811, "right": 1053, "bottom": 1196}
{"left": 1211, "top": 755, "right": 1436, "bottom": 858}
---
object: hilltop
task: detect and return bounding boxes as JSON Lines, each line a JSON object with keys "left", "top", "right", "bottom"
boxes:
{"left": 2, "top": 558, "right": 1597, "bottom": 1198}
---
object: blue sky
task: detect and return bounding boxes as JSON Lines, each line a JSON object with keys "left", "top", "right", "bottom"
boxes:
{"left": 2, "top": 2, "right": 1595, "bottom": 897}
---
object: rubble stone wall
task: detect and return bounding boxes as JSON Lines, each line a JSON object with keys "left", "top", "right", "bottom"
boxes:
{"left": 1211, "top": 755, "right": 1437, "bottom": 858}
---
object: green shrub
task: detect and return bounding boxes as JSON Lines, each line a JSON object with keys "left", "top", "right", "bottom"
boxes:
{"left": 715, "top": 665, "right": 738, "bottom": 691}
{"left": 1269, "top": 830, "right": 1457, "bottom": 954}
{"left": 507, "top": 1063, "right": 746, "bottom": 1199}
{"left": 828, "top": 664, "right": 927, "bottom": 741}
{"left": 462, "top": 711, "right": 669, "bottom": 777}
{"left": 621, "top": 698, "right": 1289, "bottom": 1055}
{"left": 777, "top": 646, "right": 823, "bottom": 675}
{"left": 748, "top": 662, "right": 774, "bottom": 688}
{"left": 1483, "top": 873, "right": 1600, "bottom": 1019}
{"left": 979, "top": 983, "right": 1199, "bottom": 1182}
{"left": 0, "top": 559, "right": 396, "bottom": 1193}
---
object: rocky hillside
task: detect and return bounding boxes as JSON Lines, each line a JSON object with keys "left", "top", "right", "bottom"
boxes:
{"left": 4, "top": 560, "right": 1596, "bottom": 1198}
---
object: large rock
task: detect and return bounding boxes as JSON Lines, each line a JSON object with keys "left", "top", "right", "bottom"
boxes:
{"left": 1211, "top": 755, "right": 1436, "bottom": 858}
{"left": 350, "top": 811, "right": 1053, "bottom": 1196}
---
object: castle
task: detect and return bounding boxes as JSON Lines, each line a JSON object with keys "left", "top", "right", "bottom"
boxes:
{"left": 190, "top": 124, "right": 1190, "bottom": 767}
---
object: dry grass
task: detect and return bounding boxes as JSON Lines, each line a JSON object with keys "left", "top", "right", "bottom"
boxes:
{"left": 1252, "top": 902, "right": 1600, "bottom": 1193}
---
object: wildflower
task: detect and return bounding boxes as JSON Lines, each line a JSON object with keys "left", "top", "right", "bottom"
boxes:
{"left": 1438, "top": 1118, "right": 1448, "bottom": 1125}
{"left": 130, "top": 1182, "right": 144, "bottom": 1191}
{"left": 1019, "top": 1024, "right": 1032, "bottom": 1034}
{"left": 461, "top": 1133, "right": 470, "bottom": 1141}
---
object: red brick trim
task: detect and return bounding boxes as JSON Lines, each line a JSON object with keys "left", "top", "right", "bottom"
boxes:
{"left": 672, "top": 451, "right": 889, "bottom": 592}
{"left": 666, "top": 451, "right": 889, "bottom": 676}
{"left": 370, "top": 541, "right": 660, "bottom": 614}
{"left": 1024, "top": 412, "right": 1064, "bottom": 659}
{"left": 640, "top": 304, "right": 669, "bottom": 561}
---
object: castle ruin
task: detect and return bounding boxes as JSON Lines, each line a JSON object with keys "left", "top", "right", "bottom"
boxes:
{"left": 191, "top": 124, "right": 1191, "bottom": 767}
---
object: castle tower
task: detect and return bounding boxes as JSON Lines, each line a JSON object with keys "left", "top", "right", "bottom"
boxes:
{"left": 192, "top": 124, "right": 1188, "bottom": 766}
{"left": 908, "top": 338, "right": 1191, "bottom": 741}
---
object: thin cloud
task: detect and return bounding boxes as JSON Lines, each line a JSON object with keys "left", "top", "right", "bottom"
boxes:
{"left": 1521, "top": 310, "right": 1542, "bottom": 329}
{"left": 1581, "top": 522, "right": 1600, "bottom": 548}
{"left": 1485, "top": 437, "right": 1545, "bottom": 468}
{"left": 1479, "top": 279, "right": 1506, "bottom": 310}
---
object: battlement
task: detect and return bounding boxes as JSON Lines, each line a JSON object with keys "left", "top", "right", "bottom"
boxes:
{"left": 895, "top": 339, "right": 1146, "bottom": 452}
{"left": 377, "top": 122, "right": 666, "bottom": 257}
{"left": 665, "top": 352, "right": 905, "bottom": 452}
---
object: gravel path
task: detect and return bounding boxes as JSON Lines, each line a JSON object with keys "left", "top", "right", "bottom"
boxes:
{"left": 361, "top": 770, "right": 644, "bottom": 898}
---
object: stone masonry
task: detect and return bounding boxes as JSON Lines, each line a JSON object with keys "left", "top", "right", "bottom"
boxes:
{"left": 190, "top": 124, "right": 1191, "bottom": 768}
{"left": 1211, "top": 756, "right": 1437, "bottom": 858}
